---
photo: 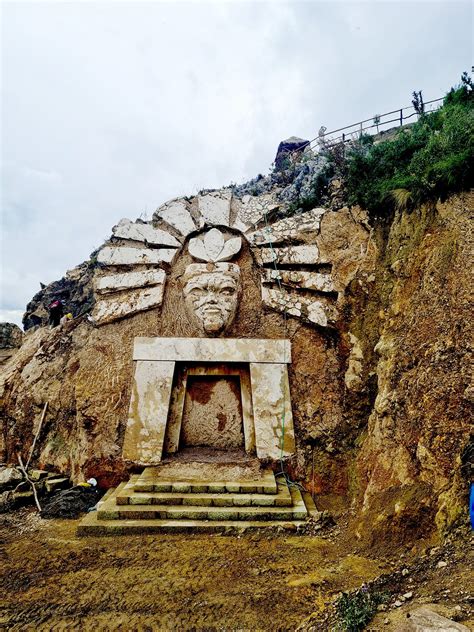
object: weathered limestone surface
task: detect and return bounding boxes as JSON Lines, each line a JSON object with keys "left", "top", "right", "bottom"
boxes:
{"left": 93, "top": 285, "right": 165, "bottom": 325}
{"left": 94, "top": 270, "right": 166, "bottom": 295}
{"left": 166, "top": 365, "right": 255, "bottom": 455}
{"left": 247, "top": 208, "right": 325, "bottom": 245}
{"left": 232, "top": 193, "right": 280, "bottom": 231}
{"left": 97, "top": 246, "right": 176, "bottom": 266}
{"left": 181, "top": 377, "right": 244, "bottom": 450}
{"left": 154, "top": 199, "right": 196, "bottom": 236}
{"left": 122, "top": 361, "right": 175, "bottom": 464}
{"left": 254, "top": 244, "right": 320, "bottom": 266}
{"left": 261, "top": 286, "right": 336, "bottom": 327}
{"left": 198, "top": 191, "right": 232, "bottom": 227}
{"left": 262, "top": 269, "right": 335, "bottom": 293}
{"left": 133, "top": 337, "right": 291, "bottom": 363}
{"left": 249, "top": 363, "right": 295, "bottom": 459}
{"left": 112, "top": 219, "right": 181, "bottom": 248}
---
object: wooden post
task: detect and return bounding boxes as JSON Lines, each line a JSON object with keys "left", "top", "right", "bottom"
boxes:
{"left": 400, "top": 108, "right": 403, "bottom": 126}
{"left": 17, "top": 453, "right": 42, "bottom": 512}
{"left": 25, "top": 402, "right": 48, "bottom": 470}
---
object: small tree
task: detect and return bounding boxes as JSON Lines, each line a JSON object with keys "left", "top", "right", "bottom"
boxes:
{"left": 373, "top": 114, "right": 381, "bottom": 133}
{"left": 412, "top": 90, "right": 425, "bottom": 117}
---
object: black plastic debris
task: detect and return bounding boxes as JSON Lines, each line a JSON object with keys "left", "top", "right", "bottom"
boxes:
{"left": 40, "top": 485, "right": 103, "bottom": 519}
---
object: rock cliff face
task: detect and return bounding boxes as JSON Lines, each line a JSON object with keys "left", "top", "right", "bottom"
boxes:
{"left": 0, "top": 179, "right": 471, "bottom": 544}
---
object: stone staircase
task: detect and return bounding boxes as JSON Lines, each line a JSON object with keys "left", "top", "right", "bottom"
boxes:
{"left": 78, "top": 464, "right": 316, "bottom": 535}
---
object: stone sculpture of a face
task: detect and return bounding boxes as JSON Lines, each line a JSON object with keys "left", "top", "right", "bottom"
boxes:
{"left": 183, "top": 263, "right": 241, "bottom": 334}
{"left": 182, "top": 228, "right": 243, "bottom": 336}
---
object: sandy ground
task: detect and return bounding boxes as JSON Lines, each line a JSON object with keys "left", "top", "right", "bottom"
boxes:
{"left": 0, "top": 509, "right": 472, "bottom": 631}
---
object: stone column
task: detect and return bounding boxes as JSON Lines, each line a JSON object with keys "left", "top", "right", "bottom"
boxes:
{"left": 122, "top": 360, "right": 175, "bottom": 464}
{"left": 249, "top": 363, "right": 295, "bottom": 460}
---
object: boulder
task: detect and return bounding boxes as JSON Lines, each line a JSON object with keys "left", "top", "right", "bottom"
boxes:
{"left": 0, "top": 323, "right": 23, "bottom": 349}
{"left": 274, "top": 136, "right": 310, "bottom": 171}
{"left": 0, "top": 467, "right": 23, "bottom": 492}
{"left": 400, "top": 607, "right": 470, "bottom": 631}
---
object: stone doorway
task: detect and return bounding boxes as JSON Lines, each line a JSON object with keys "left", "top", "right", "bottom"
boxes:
{"left": 123, "top": 337, "right": 295, "bottom": 464}
{"left": 181, "top": 375, "right": 244, "bottom": 451}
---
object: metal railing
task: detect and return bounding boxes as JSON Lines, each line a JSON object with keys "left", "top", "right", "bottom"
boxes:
{"left": 308, "top": 97, "right": 444, "bottom": 152}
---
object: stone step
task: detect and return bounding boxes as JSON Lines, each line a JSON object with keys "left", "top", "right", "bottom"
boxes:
{"left": 97, "top": 487, "right": 308, "bottom": 521}
{"left": 133, "top": 467, "right": 277, "bottom": 495}
{"left": 116, "top": 480, "right": 292, "bottom": 507}
{"left": 78, "top": 512, "right": 307, "bottom": 536}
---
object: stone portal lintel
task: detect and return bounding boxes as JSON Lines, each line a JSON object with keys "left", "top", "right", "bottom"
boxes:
{"left": 133, "top": 337, "right": 291, "bottom": 364}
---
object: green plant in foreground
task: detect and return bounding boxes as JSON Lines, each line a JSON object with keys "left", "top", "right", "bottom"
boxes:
{"left": 336, "top": 585, "right": 389, "bottom": 631}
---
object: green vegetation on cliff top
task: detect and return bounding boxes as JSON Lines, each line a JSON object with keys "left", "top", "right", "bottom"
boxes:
{"left": 344, "top": 76, "right": 474, "bottom": 218}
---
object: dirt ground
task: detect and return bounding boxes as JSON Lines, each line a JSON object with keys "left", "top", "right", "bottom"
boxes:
{"left": 0, "top": 509, "right": 472, "bottom": 631}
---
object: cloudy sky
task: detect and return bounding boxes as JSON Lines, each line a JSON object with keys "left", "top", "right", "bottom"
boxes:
{"left": 1, "top": 0, "right": 472, "bottom": 327}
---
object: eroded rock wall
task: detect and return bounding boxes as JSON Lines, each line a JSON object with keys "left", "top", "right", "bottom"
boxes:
{"left": 352, "top": 192, "right": 473, "bottom": 543}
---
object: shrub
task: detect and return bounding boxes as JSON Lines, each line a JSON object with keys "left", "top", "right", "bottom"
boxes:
{"left": 335, "top": 586, "right": 389, "bottom": 631}
{"left": 344, "top": 75, "right": 474, "bottom": 219}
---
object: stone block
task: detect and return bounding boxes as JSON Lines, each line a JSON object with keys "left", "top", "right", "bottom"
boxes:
{"left": 262, "top": 269, "right": 335, "bottom": 293}
{"left": 112, "top": 219, "right": 181, "bottom": 248}
{"left": 225, "top": 482, "right": 241, "bottom": 493}
{"left": 97, "top": 245, "right": 176, "bottom": 266}
{"left": 247, "top": 208, "right": 325, "bottom": 245}
{"left": 250, "top": 363, "right": 296, "bottom": 459}
{"left": 28, "top": 469, "right": 50, "bottom": 481}
{"left": 45, "top": 477, "right": 70, "bottom": 493}
{"left": 254, "top": 244, "right": 320, "bottom": 266}
{"left": 232, "top": 496, "right": 251, "bottom": 507}
{"left": 251, "top": 495, "right": 275, "bottom": 507}
{"left": 400, "top": 606, "right": 470, "bottom": 631}
{"left": 261, "top": 286, "right": 337, "bottom": 328}
{"left": 213, "top": 497, "right": 233, "bottom": 507}
{"left": 207, "top": 484, "right": 227, "bottom": 493}
{"left": 155, "top": 200, "right": 196, "bottom": 236}
{"left": 95, "top": 269, "right": 166, "bottom": 295}
{"left": 182, "top": 496, "right": 213, "bottom": 507}
{"left": 172, "top": 483, "right": 192, "bottom": 493}
{"left": 133, "top": 337, "right": 291, "bottom": 364}
{"left": 198, "top": 191, "right": 232, "bottom": 227}
{"left": 208, "top": 509, "right": 239, "bottom": 521}
{"left": 93, "top": 285, "right": 165, "bottom": 325}
{"left": 129, "top": 496, "right": 153, "bottom": 505}
{"left": 190, "top": 484, "right": 209, "bottom": 493}
{"left": 122, "top": 361, "right": 175, "bottom": 464}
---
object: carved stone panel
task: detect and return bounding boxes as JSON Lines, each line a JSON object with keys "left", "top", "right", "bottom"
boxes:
{"left": 249, "top": 362, "right": 295, "bottom": 460}
{"left": 122, "top": 360, "right": 175, "bottom": 464}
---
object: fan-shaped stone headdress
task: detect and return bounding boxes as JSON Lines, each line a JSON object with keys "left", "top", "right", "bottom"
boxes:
{"left": 91, "top": 189, "right": 362, "bottom": 328}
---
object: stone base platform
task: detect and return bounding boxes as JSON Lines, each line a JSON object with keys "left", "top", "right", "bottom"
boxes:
{"left": 78, "top": 465, "right": 316, "bottom": 535}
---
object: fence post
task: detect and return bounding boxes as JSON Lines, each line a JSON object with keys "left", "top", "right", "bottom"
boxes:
{"left": 400, "top": 109, "right": 403, "bottom": 126}
{"left": 359, "top": 121, "right": 363, "bottom": 137}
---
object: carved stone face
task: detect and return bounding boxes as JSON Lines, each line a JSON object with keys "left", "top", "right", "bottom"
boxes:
{"left": 183, "top": 263, "right": 241, "bottom": 335}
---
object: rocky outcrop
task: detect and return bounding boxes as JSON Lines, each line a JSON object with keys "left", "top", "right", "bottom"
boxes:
{"left": 0, "top": 323, "right": 23, "bottom": 368}
{"left": 0, "top": 323, "right": 23, "bottom": 349}
{"left": 22, "top": 262, "right": 95, "bottom": 331}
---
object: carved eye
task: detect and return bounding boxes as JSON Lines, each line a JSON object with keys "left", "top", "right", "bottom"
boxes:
{"left": 221, "top": 287, "right": 236, "bottom": 296}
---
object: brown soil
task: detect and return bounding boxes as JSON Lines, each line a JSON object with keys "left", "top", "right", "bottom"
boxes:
{"left": 1, "top": 509, "right": 472, "bottom": 631}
